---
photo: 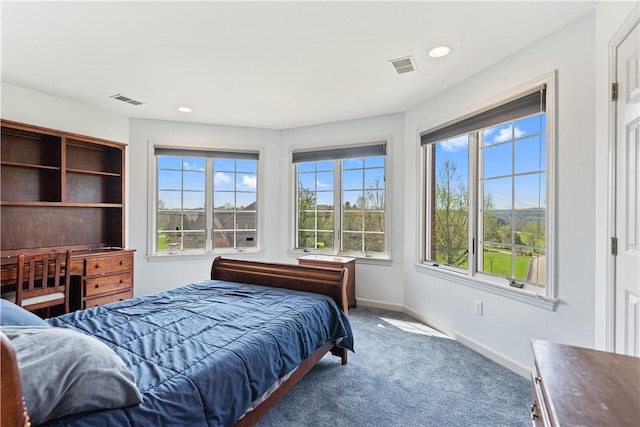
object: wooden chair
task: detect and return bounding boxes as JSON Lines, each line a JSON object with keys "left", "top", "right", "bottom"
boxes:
{"left": 9, "top": 251, "right": 71, "bottom": 315}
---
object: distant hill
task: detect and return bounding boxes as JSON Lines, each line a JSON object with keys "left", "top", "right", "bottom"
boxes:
{"left": 488, "top": 208, "right": 545, "bottom": 224}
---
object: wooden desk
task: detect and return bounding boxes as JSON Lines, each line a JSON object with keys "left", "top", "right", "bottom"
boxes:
{"left": 1, "top": 248, "right": 134, "bottom": 312}
{"left": 530, "top": 339, "right": 640, "bottom": 426}
{"left": 298, "top": 255, "right": 356, "bottom": 307}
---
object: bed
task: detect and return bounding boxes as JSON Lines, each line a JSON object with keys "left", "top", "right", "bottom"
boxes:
{"left": 0, "top": 256, "right": 354, "bottom": 427}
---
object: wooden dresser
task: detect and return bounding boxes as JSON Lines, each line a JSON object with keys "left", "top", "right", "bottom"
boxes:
{"left": 298, "top": 254, "right": 356, "bottom": 307}
{"left": 530, "top": 339, "right": 640, "bottom": 426}
{"left": 80, "top": 250, "right": 134, "bottom": 308}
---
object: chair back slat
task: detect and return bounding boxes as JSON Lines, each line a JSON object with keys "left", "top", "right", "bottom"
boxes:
{"left": 15, "top": 250, "right": 71, "bottom": 314}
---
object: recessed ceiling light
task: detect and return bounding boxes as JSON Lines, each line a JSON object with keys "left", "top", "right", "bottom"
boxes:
{"left": 177, "top": 106, "right": 192, "bottom": 113}
{"left": 428, "top": 45, "right": 452, "bottom": 58}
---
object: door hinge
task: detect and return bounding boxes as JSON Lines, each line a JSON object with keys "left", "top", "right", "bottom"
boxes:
{"left": 611, "top": 236, "right": 618, "bottom": 256}
{"left": 611, "top": 82, "right": 618, "bottom": 102}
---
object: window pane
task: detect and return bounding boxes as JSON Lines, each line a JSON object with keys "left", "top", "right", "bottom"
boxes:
{"left": 343, "top": 190, "right": 363, "bottom": 208}
{"left": 299, "top": 212, "right": 316, "bottom": 229}
{"left": 343, "top": 159, "right": 363, "bottom": 170}
{"left": 236, "top": 192, "right": 256, "bottom": 209}
{"left": 343, "top": 169, "right": 363, "bottom": 190}
{"left": 515, "top": 135, "right": 545, "bottom": 174}
{"left": 213, "top": 171, "right": 234, "bottom": 191}
{"left": 157, "top": 211, "right": 182, "bottom": 231}
{"left": 365, "top": 168, "right": 384, "bottom": 189}
{"left": 483, "top": 177, "right": 512, "bottom": 210}
{"left": 237, "top": 231, "right": 256, "bottom": 248}
{"left": 183, "top": 191, "right": 205, "bottom": 209}
{"left": 316, "top": 171, "right": 334, "bottom": 191}
{"left": 481, "top": 244, "right": 512, "bottom": 278}
{"left": 236, "top": 212, "right": 255, "bottom": 230}
{"left": 364, "top": 233, "right": 384, "bottom": 253}
{"left": 183, "top": 171, "right": 205, "bottom": 191}
{"left": 515, "top": 173, "right": 545, "bottom": 210}
{"left": 213, "top": 192, "right": 234, "bottom": 209}
{"left": 182, "top": 158, "right": 205, "bottom": 171}
{"left": 298, "top": 231, "right": 316, "bottom": 249}
{"left": 365, "top": 157, "right": 385, "bottom": 168}
{"left": 158, "top": 170, "right": 182, "bottom": 190}
{"left": 483, "top": 123, "right": 513, "bottom": 146}
{"left": 342, "top": 232, "right": 362, "bottom": 252}
{"left": 236, "top": 160, "right": 257, "bottom": 173}
{"left": 181, "top": 211, "right": 205, "bottom": 230}
{"left": 343, "top": 211, "right": 362, "bottom": 232}
{"left": 158, "top": 156, "right": 182, "bottom": 169}
{"left": 213, "top": 158, "right": 235, "bottom": 172}
{"left": 365, "top": 212, "right": 385, "bottom": 232}
{"left": 365, "top": 190, "right": 385, "bottom": 210}
{"left": 236, "top": 173, "right": 257, "bottom": 191}
{"left": 429, "top": 136, "right": 469, "bottom": 267}
{"left": 316, "top": 232, "right": 334, "bottom": 251}
{"left": 298, "top": 172, "right": 316, "bottom": 190}
{"left": 317, "top": 211, "right": 333, "bottom": 231}
{"left": 482, "top": 142, "right": 512, "bottom": 178}
{"left": 182, "top": 231, "right": 205, "bottom": 250}
{"left": 158, "top": 190, "right": 182, "bottom": 210}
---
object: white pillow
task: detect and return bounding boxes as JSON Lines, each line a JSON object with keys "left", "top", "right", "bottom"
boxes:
{"left": 1, "top": 326, "right": 142, "bottom": 425}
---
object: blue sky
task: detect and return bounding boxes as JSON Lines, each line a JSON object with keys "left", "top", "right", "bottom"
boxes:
{"left": 158, "top": 157, "right": 257, "bottom": 210}
{"left": 435, "top": 113, "right": 546, "bottom": 210}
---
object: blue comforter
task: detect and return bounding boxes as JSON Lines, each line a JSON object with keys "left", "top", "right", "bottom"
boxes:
{"left": 43, "top": 280, "right": 354, "bottom": 427}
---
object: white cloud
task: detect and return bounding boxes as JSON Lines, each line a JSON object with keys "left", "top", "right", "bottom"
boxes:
{"left": 183, "top": 161, "right": 204, "bottom": 171}
{"left": 316, "top": 180, "right": 330, "bottom": 188}
{"left": 440, "top": 135, "right": 468, "bottom": 152}
{"left": 242, "top": 174, "right": 257, "bottom": 190}
{"left": 214, "top": 171, "right": 232, "bottom": 185}
{"left": 492, "top": 126, "right": 525, "bottom": 143}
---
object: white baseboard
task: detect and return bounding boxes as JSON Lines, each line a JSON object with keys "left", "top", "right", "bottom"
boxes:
{"left": 356, "top": 298, "right": 531, "bottom": 378}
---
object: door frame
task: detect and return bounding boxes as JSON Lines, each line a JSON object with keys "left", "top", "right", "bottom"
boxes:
{"left": 607, "top": 5, "right": 640, "bottom": 352}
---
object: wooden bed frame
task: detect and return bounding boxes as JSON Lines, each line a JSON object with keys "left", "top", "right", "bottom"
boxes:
{"left": 1, "top": 256, "right": 349, "bottom": 427}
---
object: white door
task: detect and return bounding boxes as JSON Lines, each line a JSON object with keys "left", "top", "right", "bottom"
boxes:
{"left": 614, "top": 16, "right": 640, "bottom": 356}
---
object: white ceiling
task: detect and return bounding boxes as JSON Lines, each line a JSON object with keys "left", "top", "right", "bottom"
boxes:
{"left": 1, "top": 1, "right": 596, "bottom": 130}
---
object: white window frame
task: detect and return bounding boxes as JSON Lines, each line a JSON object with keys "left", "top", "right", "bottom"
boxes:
{"left": 146, "top": 141, "right": 263, "bottom": 259}
{"left": 417, "top": 72, "right": 558, "bottom": 310}
{"left": 290, "top": 141, "right": 390, "bottom": 260}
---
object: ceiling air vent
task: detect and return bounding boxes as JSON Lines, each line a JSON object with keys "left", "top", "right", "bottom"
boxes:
{"left": 110, "top": 94, "right": 145, "bottom": 106}
{"left": 389, "top": 56, "right": 416, "bottom": 74}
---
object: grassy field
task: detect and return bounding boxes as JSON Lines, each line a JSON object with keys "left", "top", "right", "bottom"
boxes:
{"left": 482, "top": 249, "right": 530, "bottom": 280}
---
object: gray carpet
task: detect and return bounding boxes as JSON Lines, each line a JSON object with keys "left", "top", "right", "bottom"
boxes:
{"left": 257, "top": 307, "right": 530, "bottom": 427}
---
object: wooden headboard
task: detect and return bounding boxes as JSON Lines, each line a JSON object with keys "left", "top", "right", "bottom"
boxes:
{"left": 210, "top": 256, "right": 349, "bottom": 315}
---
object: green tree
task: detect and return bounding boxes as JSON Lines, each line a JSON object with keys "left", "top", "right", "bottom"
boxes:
{"left": 434, "top": 160, "right": 468, "bottom": 266}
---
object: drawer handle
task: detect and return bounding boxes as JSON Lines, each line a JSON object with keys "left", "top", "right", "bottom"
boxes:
{"left": 120, "top": 279, "right": 124, "bottom": 284}
{"left": 120, "top": 261, "right": 126, "bottom": 266}
{"left": 94, "top": 284, "right": 101, "bottom": 289}
{"left": 95, "top": 264, "right": 103, "bottom": 269}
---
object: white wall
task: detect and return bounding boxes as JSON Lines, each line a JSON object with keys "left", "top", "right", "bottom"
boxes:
{"left": 281, "top": 114, "right": 405, "bottom": 306}
{"left": 128, "top": 119, "right": 281, "bottom": 297}
{"left": 1, "top": 82, "right": 129, "bottom": 144}
{"left": 403, "top": 13, "right": 597, "bottom": 373}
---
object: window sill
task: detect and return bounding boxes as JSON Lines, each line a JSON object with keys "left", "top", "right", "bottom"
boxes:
{"left": 414, "top": 263, "right": 559, "bottom": 311}
{"left": 287, "top": 250, "right": 393, "bottom": 266}
{"left": 146, "top": 249, "right": 265, "bottom": 262}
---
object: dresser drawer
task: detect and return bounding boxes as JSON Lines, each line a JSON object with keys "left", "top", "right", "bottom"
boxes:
{"left": 85, "top": 253, "right": 133, "bottom": 276}
{"left": 85, "top": 272, "right": 132, "bottom": 297}
{"left": 84, "top": 290, "right": 132, "bottom": 309}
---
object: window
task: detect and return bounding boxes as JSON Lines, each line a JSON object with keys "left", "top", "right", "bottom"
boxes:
{"left": 293, "top": 142, "right": 388, "bottom": 257}
{"left": 153, "top": 147, "right": 259, "bottom": 254}
{"left": 421, "top": 75, "right": 555, "bottom": 296}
